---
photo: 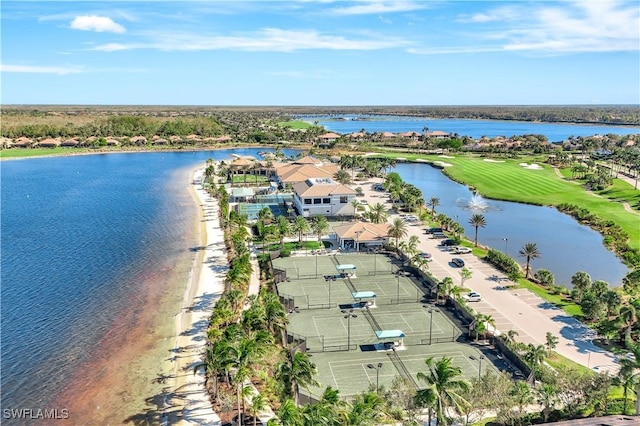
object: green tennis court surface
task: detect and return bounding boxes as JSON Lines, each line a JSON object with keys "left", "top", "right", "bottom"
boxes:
{"left": 274, "top": 252, "right": 497, "bottom": 400}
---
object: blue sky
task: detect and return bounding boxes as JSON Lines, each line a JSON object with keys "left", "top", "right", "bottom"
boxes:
{"left": 1, "top": 1, "right": 639, "bottom": 105}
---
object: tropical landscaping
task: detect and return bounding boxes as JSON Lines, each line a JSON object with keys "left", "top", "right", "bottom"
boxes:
{"left": 4, "top": 106, "right": 640, "bottom": 424}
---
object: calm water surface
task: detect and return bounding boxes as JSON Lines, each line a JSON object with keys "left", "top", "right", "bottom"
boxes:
{"left": 0, "top": 141, "right": 630, "bottom": 415}
{"left": 306, "top": 115, "right": 640, "bottom": 140}
{"left": 395, "top": 162, "right": 629, "bottom": 287}
{"left": 0, "top": 149, "right": 292, "bottom": 415}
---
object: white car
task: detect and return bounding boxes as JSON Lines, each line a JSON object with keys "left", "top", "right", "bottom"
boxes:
{"left": 463, "top": 292, "right": 482, "bottom": 302}
{"left": 454, "top": 246, "right": 472, "bottom": 254}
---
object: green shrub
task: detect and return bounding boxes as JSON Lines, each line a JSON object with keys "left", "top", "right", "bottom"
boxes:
{"left": 280, "top": 248, "right": 291, "bottom": 257}
{"left": 485, "top": 249, "right": 521, "bottom": 275}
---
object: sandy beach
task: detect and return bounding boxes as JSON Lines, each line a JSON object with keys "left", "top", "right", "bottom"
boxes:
{"left": 163, "top": 167, "right": 226, "bottom": 425}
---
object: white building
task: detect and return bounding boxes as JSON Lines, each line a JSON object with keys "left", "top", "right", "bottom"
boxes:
{"left": 292, "top": 177, "right": 357, "bottom": 217}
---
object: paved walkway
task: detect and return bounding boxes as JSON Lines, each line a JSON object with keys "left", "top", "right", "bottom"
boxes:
{"left": 353, "top": 177, "right": 619, "bottom": 374}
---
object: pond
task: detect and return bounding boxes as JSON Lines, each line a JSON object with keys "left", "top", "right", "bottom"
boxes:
{"left": 393, "top": 162, "right": 629, "bottom": 287}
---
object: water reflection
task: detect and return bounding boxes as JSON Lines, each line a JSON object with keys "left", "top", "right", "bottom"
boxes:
{"left": 395, "top": 163, "right": 629, "bottom": 287}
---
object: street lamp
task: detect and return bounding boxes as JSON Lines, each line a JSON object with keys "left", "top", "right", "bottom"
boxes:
{"left": 355, "top": 230, "right": 363, "bottom": 252}
{"left": 367, "top": 362, "right": 383, "bottom": 392}
{"left": 469, "top": 355, "right": 485, "bottom": 380}
{"left": 423, "top": 305, "right": 439, "bottom": 345}
{"left": 503, "top": 238, "right": 508, "bottom": 255}
{"left": 342, "top": 309, "right": 358, "bottom": 351}
{"left": 325, "top": 275, "right": 336, "bottom": 306}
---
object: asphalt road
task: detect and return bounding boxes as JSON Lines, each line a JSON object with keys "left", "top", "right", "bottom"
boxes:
{"left": 356, "top": 177, "right": 619, "bottom": 374}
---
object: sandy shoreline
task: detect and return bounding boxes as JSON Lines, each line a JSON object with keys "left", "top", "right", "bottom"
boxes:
{"left": 163, "top": 167, "right": 226, "bottom": 425}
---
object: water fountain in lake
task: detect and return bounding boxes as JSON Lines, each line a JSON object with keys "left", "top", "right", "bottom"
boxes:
{"left": 456, "top": 192, "right": 498, "bottom": 211}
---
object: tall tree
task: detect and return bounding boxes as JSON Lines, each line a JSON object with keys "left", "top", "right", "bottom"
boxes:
{"left": 311, "top": 215, "right": 330, "bottom": 245}
{"left": 619, "top": 343, "right": 640, "bottom": 416}
{"left": 518, "top": 242, "right": 541, "bottom": 278}
{"left": 276, "top": 350, "right": 319, "bottom": 406}
{"left": 292, "top": 216, "right": 310, "bottom": 245}
{"left": 388, "top": 217, "right": 408, "bottom": 250}
{"left": 427, "top": 197, "right": 440, "bottom": 219}
{"left": 416, "top": 357, "right": 470, "bottom": 426}
{"left": 468, "top": 214, "right": 486, "bottom": 247}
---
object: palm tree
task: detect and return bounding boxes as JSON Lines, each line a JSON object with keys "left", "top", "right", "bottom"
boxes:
{"left": 518, "top": 242, "right": 541, "bottom": 278}
{"left": 292, "top": 216, "right": 310, "bottom": 245}
{"left": 257, "top": 207, "right": 274, "bottom": 225}
{"left": 311, "top": 215, "right": 329, "bottom": 245}
{"left": 276, "top": 216, "right": 291, "bottom": 248}
{"left": 473, "top": 313, "right": 496, "bottom": 341}
{"left": 276, "top": 350, "right": 319, "bottom": 406}
{"left": 438, "top": 277, "right": 454, "bottom": 304}
{"left": 272, "top": 399, "right": 302, "bottom": 426}
{"left": 248, "top": 393, "right": 268, "bottom": 426}
{"left": 468, "top": 214, "right": 486, "bottom": 247}
{"left": 524, "top": 343, "right": 547, "bottom": 379}
{"left": 536, "top": 383, "right": 559, "bottom": 422}
{"left": 459, "top": 267, "right": 472, "bottom": 288}
{"left": 350, "top": 199, "right": 361, "bottom": 218}
{"left": 334, "top": 169, "right": 352, "bottom": 184}
{"left": 416, "top": 357, "right": 470, "bottom": 426}
{"left": 545, "top": 332, "right": 559, "bottom": 354}
{"left": 388, "top": 217, "right": 408, "bottom": 250}
{"left": 368, "top": 202, "right": 388, "bottom": 224}
{"left": 427, "top": 197, "right": 440, "bottom": 219}
{"left": 620, "top": 303, "right": 637, "bottom": 345}
{"left": 619, "top": 342, "right": 640, "bottom": 415}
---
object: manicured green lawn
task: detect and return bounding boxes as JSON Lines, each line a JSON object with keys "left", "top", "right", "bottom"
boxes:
{"left": 509, "top": 278, "right": 582, "bottom": 317}
{"left": 0, "top": 147, "right": 91, "bottom": 158}
{"left": 278, "top": 120, "right": 313, "bottom": 129}
{"left": 378, "top": 152, "right": 640, "bottom": 250}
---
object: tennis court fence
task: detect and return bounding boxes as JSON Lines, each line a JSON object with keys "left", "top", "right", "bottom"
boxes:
{"left": 362, "top": 307, "right": 381, "bottom": 331}
{"left": 387, "top": 349, "right": 419, "bottom": 389}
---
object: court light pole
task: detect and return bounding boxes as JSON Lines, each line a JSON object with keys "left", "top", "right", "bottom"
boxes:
{"left": 423, "top": 305, "right": 439, "bottom": 345}
{"left": 342, "top": 309, "right": 357, "bottom": 351}
{"left": 470, "top": 355, "right": 485, "bottom": 380}
{"left": 367, "top": 362, "right": 383, "bottom": 393}
{"left": 355, "top": 230, "right": 363, "bottom": 252}
{"left": 396, "top": 272, "right": 401, "bottom": 305}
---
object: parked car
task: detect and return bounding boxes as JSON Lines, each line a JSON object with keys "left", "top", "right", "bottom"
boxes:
{"left": 426, "top": 227, "right": 443, "bottom": 234}
{"left": 418, "top": 252, "right": 432, "bottom": 259}
{"left": 451, "top": 257, "right": 465, "bottom": 267}
{"left": 359, "top": 199, "right": 369, "bottom": 205}
{"left": 454, "top": 246, "right": 472, "bottom": 254}
{"left": 439, "top": 239, "right": 457, "bottom": 246}
{"left": 463, "top": 291, "right": 482, "bottom": 302}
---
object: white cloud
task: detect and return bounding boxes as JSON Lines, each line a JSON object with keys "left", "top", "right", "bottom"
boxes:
{"left": 1, "top": 64, "right": 84, "bottom": 75}
{"left": 331, "top": 1, "right": 426, "bottom": 15}
{"left": 70, "top": 15, "right": 126, "bottom": 33}
{"left": 420, "top": 0, "right": 640, "bottom": 55}
{"left": 91, "top": 28, "right": 410, "bottom": 52}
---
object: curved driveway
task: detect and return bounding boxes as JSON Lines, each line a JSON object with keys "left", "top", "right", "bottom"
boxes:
{"left": 357, "top": 178, "right": 619, "bottom": 374}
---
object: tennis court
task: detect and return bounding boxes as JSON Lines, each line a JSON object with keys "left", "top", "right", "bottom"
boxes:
{"left": 275, "top": 252, "right": 495, "bottom": 400}
{"left": 273, "top": 253, "right": 396, "bottom": 281}
{"left": 304, "top": 343, "right": 499, "bottom": 400}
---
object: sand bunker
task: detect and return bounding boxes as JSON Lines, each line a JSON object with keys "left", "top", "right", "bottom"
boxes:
{"left": 438, "top": 155, "right": 455, "bottom": 159}
{"left": 483, "top": 159, "right": 505, "bottom": 163}
{"left": 519, "top": 163, "right": 543, "bottom": 170}
{"left": 434, "top": 161, "right": 453, "bottom": 167}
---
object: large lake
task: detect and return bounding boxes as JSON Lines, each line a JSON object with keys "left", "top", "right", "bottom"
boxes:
{"left": 0, "top": 118, "right": 633, "bottom": 419}
{"left": 304, "top": 115, "right": 640, "bottom": 141}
